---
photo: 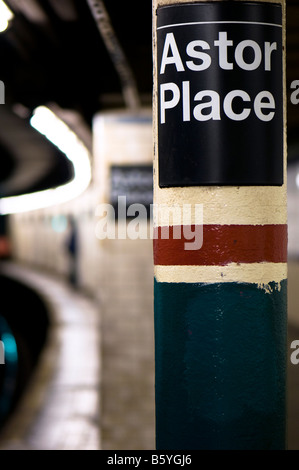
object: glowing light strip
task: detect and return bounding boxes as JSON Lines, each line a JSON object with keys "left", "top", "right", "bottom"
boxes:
{"left": 0, "top": 1, "right": 14, "bottom": 33}
{"left": 0, "top": 106, "right": 92, "bottom": 214}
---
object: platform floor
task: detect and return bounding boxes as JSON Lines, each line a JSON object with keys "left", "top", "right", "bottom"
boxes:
{"left": 0, "top": 262, "right": 101, "bottom": 450}
{"left": 0, "top": 261, "right": 156, "bottom": 451}
{"left": 0, "top": 261, "right": 298, "bottom": 450}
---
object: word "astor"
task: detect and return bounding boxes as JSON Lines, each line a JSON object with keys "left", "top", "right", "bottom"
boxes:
{"left": 160, "top": 31, "right": 277, "bottom": 73}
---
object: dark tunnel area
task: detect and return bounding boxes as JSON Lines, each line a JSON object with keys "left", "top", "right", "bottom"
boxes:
{"left": 0, "top": 272, "right": 50, "bottom": 428}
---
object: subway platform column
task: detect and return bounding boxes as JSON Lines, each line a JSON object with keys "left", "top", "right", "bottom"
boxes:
{"left": 153, "top": 0, "right": 287, "bottom": 449}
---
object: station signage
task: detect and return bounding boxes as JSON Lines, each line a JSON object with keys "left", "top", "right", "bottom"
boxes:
{"left": 156, "top": 2, "right": 283, "bottom": 186}
{"left": 110, "top": 164, "right": 153, "bottom": 218}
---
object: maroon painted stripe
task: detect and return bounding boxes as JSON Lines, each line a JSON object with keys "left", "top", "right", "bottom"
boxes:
{"left": 153, "top": 224, "right": 287, "bottom": 266}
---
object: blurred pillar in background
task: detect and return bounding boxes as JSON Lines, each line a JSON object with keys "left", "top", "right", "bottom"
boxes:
{"left": 93, "top": 109, "right": 155, "bottom": 449}
{"left": 153, "top": 0, "right": 287, "bottom": 449}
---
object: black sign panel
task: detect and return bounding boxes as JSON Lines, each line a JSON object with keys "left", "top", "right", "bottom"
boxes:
{"left": 110, "top": 164, "right": 153, "bottom": 218}
{"left": 157, "top": 2, "right": 283, "bottom": 187}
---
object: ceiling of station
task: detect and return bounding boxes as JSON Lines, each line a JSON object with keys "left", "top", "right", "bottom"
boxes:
{"left": 0, "top": 0, "right": 153, "bottom": 198}
{"left": 0, "top": 0, "right": 298, "bottom": 198}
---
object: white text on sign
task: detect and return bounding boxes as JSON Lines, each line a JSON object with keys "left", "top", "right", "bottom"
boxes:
{"left": 160, "top": 31, "right": 278, "bottom": 124}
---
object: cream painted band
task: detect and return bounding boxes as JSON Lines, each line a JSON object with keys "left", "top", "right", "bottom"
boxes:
{"left": 152, "top": 0, "right": 287, "bottom": 227}
{"left": 153, "top": 193, "right": 287, "bottom": 226}
{"left": 154, "top": 262, "right": 287, "bottom": 285}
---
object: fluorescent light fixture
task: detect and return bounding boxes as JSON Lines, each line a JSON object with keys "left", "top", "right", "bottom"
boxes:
{"left": 0, "top": 1, "right": 14, "bottom": 33}
{"left": 0, "top": 106, "right": 92, "bottom": 214}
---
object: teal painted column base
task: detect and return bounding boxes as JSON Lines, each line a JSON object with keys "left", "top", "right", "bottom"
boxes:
{"left": 154, "top": 279, "right": 287, "bottom": 450}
